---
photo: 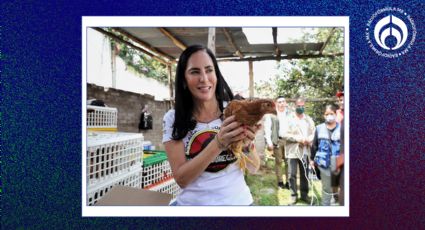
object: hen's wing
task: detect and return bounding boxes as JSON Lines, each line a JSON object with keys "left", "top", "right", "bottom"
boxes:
{"left": 224, "top": 100, "right": 242, "bottom": 118}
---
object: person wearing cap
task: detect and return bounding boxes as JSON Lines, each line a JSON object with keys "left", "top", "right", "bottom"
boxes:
{"left": 336, "top": 90, "right": 344, "bottom": 124}
{"left": 264, "top": 96, "right": 291, "bottom": 189}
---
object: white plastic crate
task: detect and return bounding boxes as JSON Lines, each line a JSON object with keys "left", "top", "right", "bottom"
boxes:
{"left": 141, "top": 153, "right": 173, "bottom": 189}
{"left": 87, "top": 105, "right": 118, "bottom": 130}
{"left": 87, "top": 167, "right": 142, "bottom": 206}
{"left": 147, "top": 178, "right": 181, "bottom": 199}
{"left": 87, "top": 131, "right": 144, "bottom": 186}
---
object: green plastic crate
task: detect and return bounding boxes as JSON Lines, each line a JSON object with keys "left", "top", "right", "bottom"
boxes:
{"left": 143, "top": 151, "right": 168, "bottom": 167}
{"left": 141, "top": 150, "right": 173, "bottom": 189}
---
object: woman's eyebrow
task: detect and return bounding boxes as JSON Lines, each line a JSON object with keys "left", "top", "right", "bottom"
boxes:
{"left": 187, "top": 66, "right": 213, "bottom": 71}
{"left": 187, "top": 67, "right": 200, "bottom": 71}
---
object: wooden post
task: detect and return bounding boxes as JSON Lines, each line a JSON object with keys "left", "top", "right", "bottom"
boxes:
{"left": 111, "top": 43, "right": 117, "bottom": 88}
{"left": 208, "top": 27, "right": 216, "bottom": 55}
{"left": 167, "top": 64, "right": 173, "bottom": 100}
{"left": 272, "top": 27, "right": 281, "bottom": 62}
{"left": 249, "top": 61, "right": 254, "bottom": 98}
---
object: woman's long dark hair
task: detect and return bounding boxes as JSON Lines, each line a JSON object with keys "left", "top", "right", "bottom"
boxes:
{"left": 172, "top": 45, "right": 234, "bottom": 140}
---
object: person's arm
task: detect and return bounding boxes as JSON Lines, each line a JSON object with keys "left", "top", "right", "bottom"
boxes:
{"left": 263, "top": 115, "right": 273, "bottom": 150}
{"left": 306, "top": 116, "right": 316, "bottom": 144}
{"left": 164, "top": 115, "right": 245, "bottom": 188}
{"left": 310, "top": 128, "right": 319, "bottom": 162}
{"left": 337, "top": 120, "right": 344, "bottom": 168}
{"left": 282, "top": 119, "right": 304, "bottom": 143}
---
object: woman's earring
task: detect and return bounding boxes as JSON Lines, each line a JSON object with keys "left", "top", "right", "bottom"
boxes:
{"left": 183, "top": 83, "right": 187, "bottom": 89}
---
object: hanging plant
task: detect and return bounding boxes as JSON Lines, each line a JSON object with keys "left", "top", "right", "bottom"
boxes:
{"left": 105, "top": 29, "right": 169, "bottom": 84}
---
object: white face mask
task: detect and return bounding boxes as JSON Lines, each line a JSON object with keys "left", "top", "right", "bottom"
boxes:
{"left": 325, "top": 114, "right": 336, "bottom": 123}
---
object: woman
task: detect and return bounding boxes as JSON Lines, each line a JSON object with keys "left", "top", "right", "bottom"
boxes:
{"left": 162, "top": 45, "right": 260, "bottom": 205}
{"left": 310, "top": 104, "right": 341, "bottom": 206}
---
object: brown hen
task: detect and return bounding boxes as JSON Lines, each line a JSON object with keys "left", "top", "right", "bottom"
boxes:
{"left": 224, "top": 99, "right": 277, "bottom": 170}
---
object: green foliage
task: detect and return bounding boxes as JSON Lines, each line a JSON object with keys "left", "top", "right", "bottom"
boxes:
{"left": 116, "top": 43, "right": 170, "bottom": 84}
{"left": 254, "top": 79, "right": 276, "bottom": 99}
{"left": 107, "top": 29, "right": 171, "bottom": 84}
{"left": 256, "top": 28, "right": 344, "bottom": 124}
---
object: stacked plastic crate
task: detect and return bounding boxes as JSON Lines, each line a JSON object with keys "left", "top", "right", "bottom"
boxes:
{"left": 142, "top": 150, "right": 181, "bottom": 200}
{"left": 87, "top": 105, "right": 118, "bottom": 132}
{"left": 86, "top": 105, "right": 144, "bottom": 205}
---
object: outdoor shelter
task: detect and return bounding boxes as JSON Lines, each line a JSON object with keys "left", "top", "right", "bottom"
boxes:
{"left": 93, "top": 27, "right": 343, "bottom": 99}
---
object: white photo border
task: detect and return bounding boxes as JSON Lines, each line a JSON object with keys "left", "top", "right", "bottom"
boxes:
{"left": 82, "top": 16, "right": 349, "bottom": 217}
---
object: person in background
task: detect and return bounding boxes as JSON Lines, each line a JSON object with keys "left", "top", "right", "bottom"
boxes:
{"left": 264, "top": 96, "right": 290, "bottom": 189}
{"left": 338, "top": 117, "right": 345, "bottom": 205}
{"left": 310, "top": 104, "right": 341, "bottom": 206}
{"left": 336, "top": 90, "right": 344, "bottom": 123}
{"left": 162, "top": 45, "right": 260, "bottom": 205}
{"left": 283, "top": 98, "right": 315, "bottom": 204}
{"left": 334, "top": 89, "right": 344, "bottom": 201}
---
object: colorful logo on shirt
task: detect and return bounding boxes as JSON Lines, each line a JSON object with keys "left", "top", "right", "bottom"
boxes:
{"left": 186, "top": 129, "right": 236, "bottom": 172}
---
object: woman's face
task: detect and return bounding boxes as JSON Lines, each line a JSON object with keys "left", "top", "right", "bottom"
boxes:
{"left": 324, "top": 108, "right": 337, "bottom": 124}
{"left": 184, "top": 50, "right": 217, "bottom": 103}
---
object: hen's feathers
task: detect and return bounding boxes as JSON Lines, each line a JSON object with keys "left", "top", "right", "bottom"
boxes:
{"left": 224, "top": 99, "right": 276, "bottom": 125}
{"left": 223, "top": 99, "right": 276, "bottom": 171}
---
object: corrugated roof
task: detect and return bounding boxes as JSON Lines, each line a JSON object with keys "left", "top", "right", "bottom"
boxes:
{"left": 114, "top": 27, "right": 335, "bottom": 61}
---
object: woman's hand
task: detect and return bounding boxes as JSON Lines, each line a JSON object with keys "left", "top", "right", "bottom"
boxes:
{"left": 216, "top": 115, "right": 245, "bottom": 148}
{"left": 242, "top": 124, "right": 259, "bottom": 147}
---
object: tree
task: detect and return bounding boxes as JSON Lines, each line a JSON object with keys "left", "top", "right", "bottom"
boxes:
{"left": 256, "top": 28, "right": 344, "bottom": 123}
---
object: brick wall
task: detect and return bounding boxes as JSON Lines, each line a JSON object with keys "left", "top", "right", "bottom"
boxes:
{"left": 87, "top": 83, "right": 172, "bottom": 150}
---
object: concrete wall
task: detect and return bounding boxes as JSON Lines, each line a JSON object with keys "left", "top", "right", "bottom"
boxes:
{"left": 87, "top": 28, "right": 170, "bottom": 101}
{"left": 87, "top": 83, "right": 172, "bottom": 150}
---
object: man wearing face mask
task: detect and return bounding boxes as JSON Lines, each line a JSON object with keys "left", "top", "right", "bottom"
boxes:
{"left": 283, "top": 98, "right": 315, "bottom": 204}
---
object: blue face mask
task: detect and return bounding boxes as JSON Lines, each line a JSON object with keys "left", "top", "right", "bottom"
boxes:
{"left": 296, "top": 107, "right": 305, "bottom": 114}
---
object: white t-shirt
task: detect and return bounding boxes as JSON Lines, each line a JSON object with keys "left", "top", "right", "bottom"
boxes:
{"left": 277, "top": 110, "right": 290, "bottom": 138}
{"left": 162, "top": 109, "right": 253, "bottom": 205}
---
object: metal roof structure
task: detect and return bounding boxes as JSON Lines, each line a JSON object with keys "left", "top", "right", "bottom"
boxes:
{"left": 92, "top": 27, "right": 344, "bottom": 99}
{"left": 94, "top": 27, "right": 343, "bottom": 64}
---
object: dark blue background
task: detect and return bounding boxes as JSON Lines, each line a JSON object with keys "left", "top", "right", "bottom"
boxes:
{"left": 2, "top": 0, "right": 424, "bottom": 228}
